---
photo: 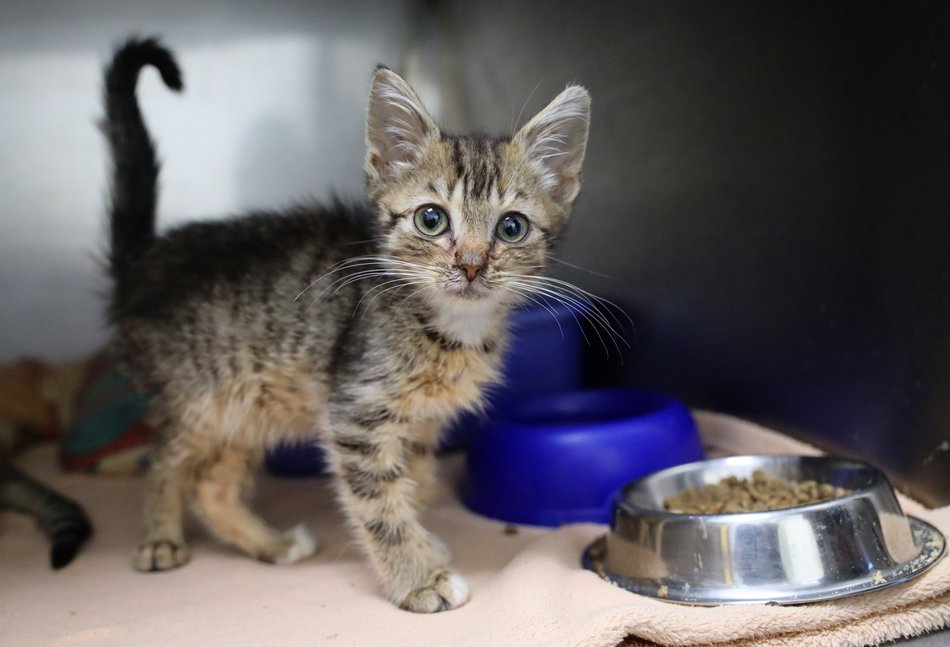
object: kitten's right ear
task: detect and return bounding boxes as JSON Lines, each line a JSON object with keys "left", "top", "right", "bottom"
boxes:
{"left": 365, "top": 66, "right": 438, "bottom": 184}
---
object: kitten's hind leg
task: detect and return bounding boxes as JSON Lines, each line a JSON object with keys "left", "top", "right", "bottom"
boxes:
{"left": 191, "top": 445, "right": 316, "bottom": 565}
{"left": 133, "top": 436, "right": 195, "bottom": 572}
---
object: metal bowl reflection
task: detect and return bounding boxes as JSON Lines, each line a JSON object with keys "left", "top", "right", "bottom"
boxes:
{"left": 583, "top": 455, "right": 945, "bottom": 605}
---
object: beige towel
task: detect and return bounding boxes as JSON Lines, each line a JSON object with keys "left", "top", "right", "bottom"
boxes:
{"left": 1, "top": 412, "right": 947, "bottom": 646}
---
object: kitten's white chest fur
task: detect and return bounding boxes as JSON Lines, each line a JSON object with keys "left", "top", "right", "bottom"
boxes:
{"left": 430, "top": 296, "right": 505, "bottom": 346}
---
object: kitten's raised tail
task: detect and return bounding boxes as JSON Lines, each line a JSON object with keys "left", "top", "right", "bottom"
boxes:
{"left": 103, "top": 37, "right": 182, "bottom": 311}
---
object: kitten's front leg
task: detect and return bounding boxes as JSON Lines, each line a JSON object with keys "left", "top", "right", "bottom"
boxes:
{"left": 402, "top": 423, "right": 442, "bottom": 509}
{"left": 328, "top": 418, "right": 468, "bottom": 613}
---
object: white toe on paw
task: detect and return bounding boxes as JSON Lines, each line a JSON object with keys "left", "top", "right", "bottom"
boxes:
{"left": 399, "top": 569, "right": 470, "bottom": 613}
{"left": 273, "top": 524, "right": 317, "bottom": 565}
{"left": 443, "top": 572, "right": 470, "bottom": 606}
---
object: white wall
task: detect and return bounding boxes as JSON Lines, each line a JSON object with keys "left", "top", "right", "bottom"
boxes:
{"left": 0, "top": 0, "right": 412, "bottom": 361}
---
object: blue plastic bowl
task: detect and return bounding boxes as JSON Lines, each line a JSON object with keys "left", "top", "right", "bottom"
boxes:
{"left": 462, "top": 388, "right": 705, "bottom": 526}
{"left": 264, "top": 441, "right": 326, "bottom": 477}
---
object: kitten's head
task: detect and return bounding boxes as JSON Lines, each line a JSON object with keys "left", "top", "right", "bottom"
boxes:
{"left": 363, "top": 66, "right": 590, "bottom": 312}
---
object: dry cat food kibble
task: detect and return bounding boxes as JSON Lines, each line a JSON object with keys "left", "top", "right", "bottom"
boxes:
{"left": 664, "top": 469, "right": 851, "bottom": 513}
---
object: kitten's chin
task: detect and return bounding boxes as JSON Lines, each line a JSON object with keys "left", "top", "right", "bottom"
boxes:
{"left": 428, "top": 282, "right": 503, "bottom": 310}
{"left": 448, "top": 282, "right": 491, "bottom": 301}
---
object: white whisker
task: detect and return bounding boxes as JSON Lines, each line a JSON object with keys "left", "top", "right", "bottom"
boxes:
{"left": 294, "top": 256, "right": 396, "bottom": 301}
{"left": 526, "top": 275, "right": 634, "bottom": 332}
{"left": 358, "top": 279, "right": 427, "bottom": 316}
{"left": 396, "top": 286, "right": 428, "bottom": 309}
{"left": 297, "top": 255, "right": 431, "bottom": 302}
{"left": 508, "top": 280, "right": 612, "bottom": 356}
{"left": 549, "top": 257, "right": 611, "bottom": 278}
{"left": 352, "top": 276, "right": 422, "bottom": 316}
{"left": 512, "top": 78, "right": 544, "bottom": 135}
{"left": 505, "top": 286, "right": 567, "bottom": 340}
{"left": 326, "top": 268, "right": 425, "bottom": 297}
{"left": 501, "top": 272, "right": 632, "bottom": 359}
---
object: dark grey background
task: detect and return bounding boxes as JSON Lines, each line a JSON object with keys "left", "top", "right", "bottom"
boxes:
{"left": 430, "top": 1, "right": 950, "bottom": 506}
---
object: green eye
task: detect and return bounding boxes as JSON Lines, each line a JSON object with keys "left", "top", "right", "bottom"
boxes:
{"left": 413, "top": 205, "right": 449, "bottom": 236}
{"left": 496, "top": 212, "right": 529, "bottom": 243}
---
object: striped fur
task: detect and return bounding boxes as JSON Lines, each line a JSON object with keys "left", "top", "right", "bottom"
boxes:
{"left": 103, "top": 38, "right": 590, "bottom": 612}
{"left": 0, "top": 462, "right": 93, "bottom": 569}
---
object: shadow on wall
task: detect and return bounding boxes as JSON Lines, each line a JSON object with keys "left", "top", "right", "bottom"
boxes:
{"left": 0, "top": 0, "right": 411, "bottom": 361}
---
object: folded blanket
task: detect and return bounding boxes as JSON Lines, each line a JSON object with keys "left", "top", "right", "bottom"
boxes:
{"left": 1, "top": 411, "right": 946, "bottom": 646}
{"left": 0, "top": 351, "right": 152, "bottom": 474}
{"left": 60, "top": 351, "right": 152, "bottom": 474}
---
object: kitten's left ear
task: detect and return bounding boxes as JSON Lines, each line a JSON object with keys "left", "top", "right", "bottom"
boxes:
{"left": 365, "top": 66, "right": 439, "bottom": 184}
{"left": 513, "top": 85, "right": 591, "bottom": 204}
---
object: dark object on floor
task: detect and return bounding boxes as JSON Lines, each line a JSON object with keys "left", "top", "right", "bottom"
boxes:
{"left": 0, "top": 462, "right": 93, "bottom": 569}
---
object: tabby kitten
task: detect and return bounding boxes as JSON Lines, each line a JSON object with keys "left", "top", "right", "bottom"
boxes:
{"left": 103, "top": 37, "right": 589, "bottom": 612}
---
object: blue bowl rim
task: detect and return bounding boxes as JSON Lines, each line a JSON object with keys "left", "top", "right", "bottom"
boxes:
{"left": 486, "top": 387, "right": 689, "bottom": 433}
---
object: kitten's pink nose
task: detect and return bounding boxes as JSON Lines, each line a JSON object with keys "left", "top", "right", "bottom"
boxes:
{"left": 459, "top": 264, "right": 481, "bottom": 282}
{"left": 456, "top": 248, "right": 486, "bottom": 282}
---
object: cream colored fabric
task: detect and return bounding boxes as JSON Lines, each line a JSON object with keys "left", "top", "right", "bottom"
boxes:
{"left": 1, "top": 412, "right": 947, "bottom": 646}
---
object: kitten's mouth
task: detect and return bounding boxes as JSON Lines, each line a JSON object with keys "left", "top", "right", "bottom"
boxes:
{"left": 449, "top": 278, "right": 491, "bottom": 300}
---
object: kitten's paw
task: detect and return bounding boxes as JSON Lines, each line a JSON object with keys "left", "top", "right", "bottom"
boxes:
{"left": 260, "top": 524, "right": 318, "bottom": 565}
{"left": 398, "top": 569, "right": 470, "bottom": 613}
{"left": 133, "top": 539, "right": 190, "bottom": 572}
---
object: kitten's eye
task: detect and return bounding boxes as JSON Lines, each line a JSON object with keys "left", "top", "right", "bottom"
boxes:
{"left": 496, "top": 212, "right": 529, "bottom": 243}
{"left": 413, "top": 205, "right": 449, "bottom": 237}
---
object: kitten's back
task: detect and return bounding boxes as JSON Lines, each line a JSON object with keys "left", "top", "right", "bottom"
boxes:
{"left": 113, "top": 202, "right": 375, "bottom": 321}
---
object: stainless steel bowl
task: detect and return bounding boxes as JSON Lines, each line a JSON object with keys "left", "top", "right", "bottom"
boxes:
{"left": 583, "top": 455, "right": 945, "bottom": 605}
